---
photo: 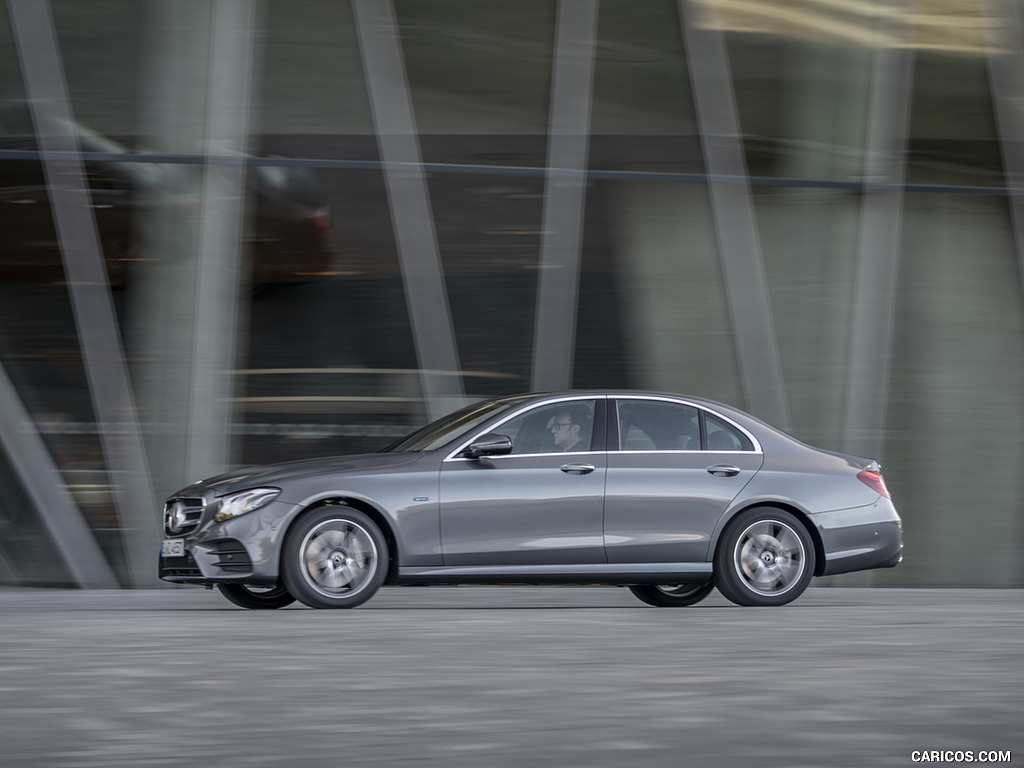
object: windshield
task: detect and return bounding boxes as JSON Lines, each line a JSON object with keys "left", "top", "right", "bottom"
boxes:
{"left": 384, "top": 396, "right": 530, "bottom": 453}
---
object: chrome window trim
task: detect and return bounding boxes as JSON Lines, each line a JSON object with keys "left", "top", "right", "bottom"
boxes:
{"left": 445, "top": 450, "right": 605, "bottom": 464}
{"left": 612, "top": 449, "right": 758, "bottom": 456}
{"left": 611, "top": 395, "right": 763, "bottom": 454}
{"left": 443, "top": 394, "right": 607, "bottom": 462}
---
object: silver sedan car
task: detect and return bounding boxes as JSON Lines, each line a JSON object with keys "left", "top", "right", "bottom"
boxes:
{"left": 159, "top": 391, "right": 902, "bottom": 609}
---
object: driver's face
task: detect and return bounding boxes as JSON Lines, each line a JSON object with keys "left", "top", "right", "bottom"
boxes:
{"left": 550, "top": 414, "right": 578, "bottom": 449}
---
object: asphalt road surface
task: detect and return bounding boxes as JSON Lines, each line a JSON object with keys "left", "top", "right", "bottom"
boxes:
{"left": 1, "top": 587, "right": 1020, "bottom": 767}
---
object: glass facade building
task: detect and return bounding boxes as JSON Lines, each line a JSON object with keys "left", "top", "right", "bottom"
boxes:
{"left": 0, "top": 0, "right": 1021, "bottom": 588}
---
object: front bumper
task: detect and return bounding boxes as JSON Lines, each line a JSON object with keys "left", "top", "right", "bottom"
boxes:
{"left": 159, "top": 499, "right": 299, "bottom": 585}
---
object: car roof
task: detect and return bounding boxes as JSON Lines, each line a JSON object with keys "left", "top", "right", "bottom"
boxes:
{"left": 490, "top": 390, "right": 748, "bottom": 413}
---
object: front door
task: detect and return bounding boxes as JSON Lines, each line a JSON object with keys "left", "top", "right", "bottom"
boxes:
{"left": 439, "top": 398, "right": 606, "bottom": 566}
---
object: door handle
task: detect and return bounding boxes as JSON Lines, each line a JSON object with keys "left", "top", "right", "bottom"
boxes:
{"left": 561, "top": 463, "right": 595, "bottom": 475}
{"left": 707, "top": 464, "right": 741, "bottom": 478}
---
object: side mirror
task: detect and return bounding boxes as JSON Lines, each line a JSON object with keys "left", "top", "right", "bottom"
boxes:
{"left": 464, "top": 433, "right": 513, "bottom": 459}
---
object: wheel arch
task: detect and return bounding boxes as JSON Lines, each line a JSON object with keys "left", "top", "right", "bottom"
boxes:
{"left": 713, "top": 501, "right": 826, "bottom": 577}
{"left": 282, "top": 496, "right": 400, "bottom": 583}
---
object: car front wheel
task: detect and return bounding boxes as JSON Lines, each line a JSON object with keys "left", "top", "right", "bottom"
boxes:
{"left": 629, "top": 583, "right": 715, "bottom": 607}
{"left": 714, "top": 508, "right": 815, "bottom": 606}
{"left": 216, "top": 583, "right": 296, "bottom": 610}
{"left": 281, "top": 506, "right": 388, "bottom": 609}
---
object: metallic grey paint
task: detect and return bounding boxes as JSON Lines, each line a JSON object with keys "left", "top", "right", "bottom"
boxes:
{"left": 159, "top": 391, "right": 902, "bottom": 607}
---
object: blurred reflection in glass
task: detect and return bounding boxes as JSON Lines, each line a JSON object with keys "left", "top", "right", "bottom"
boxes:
{"left": 0, "top": 0, "right": 1020, "bottom": 589}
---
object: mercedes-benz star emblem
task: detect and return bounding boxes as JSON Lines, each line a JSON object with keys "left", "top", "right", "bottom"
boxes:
{"left": 165, "top": 501, "right": 188, "bottom": 533}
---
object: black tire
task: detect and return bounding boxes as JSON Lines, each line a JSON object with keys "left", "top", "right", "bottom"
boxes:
{"left": 714, "top": 507, "right": 815, "bottom": 607}
{"left": 216, "top": 583, "right": 296, "bottom": 610}
{"left": 629, "top": 583, "right": 715, "bottom": 607}
{"left": 281, "top": 506, "right": 388, "bottom": 609}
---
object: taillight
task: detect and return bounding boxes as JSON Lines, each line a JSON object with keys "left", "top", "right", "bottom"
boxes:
{"left": 857, "top": 470, "right": 890, "bottom": 499}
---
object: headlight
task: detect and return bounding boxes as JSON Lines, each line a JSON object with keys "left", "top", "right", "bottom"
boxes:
{"left": 215, "top": 488, "right": 280, "bottom": 523}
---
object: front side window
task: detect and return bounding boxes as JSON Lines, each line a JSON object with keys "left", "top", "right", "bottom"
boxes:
{"left": 486, "top": 400, "right": 598, "bottom": 455}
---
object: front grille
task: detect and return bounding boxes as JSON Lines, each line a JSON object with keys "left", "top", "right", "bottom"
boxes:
{"left": 164, "top": 497, "right": 205, "bottom": 536}
{"left": 211, "top": 539, "right": 252, "bottom": 572}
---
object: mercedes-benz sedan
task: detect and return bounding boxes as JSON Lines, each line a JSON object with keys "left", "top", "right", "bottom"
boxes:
{"left": 159, "top": 391, "right": 902, "bottom": 609}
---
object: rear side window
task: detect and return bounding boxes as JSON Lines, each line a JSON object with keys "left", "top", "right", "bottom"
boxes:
{"left": 616, "top": 400, "right": 700, "bottom": 451}
{"left": 705, "top": 412, "right": 754, "bottom": 452}
{"left": 614, "top": 399, "right": 755, "bottom": 452}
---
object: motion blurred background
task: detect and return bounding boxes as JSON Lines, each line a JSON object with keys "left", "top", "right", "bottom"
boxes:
{"left": 0, "top": 0, "right": 1021, "bottom": 590}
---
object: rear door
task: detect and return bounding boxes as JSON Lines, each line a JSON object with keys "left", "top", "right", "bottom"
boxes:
{"left": 604, "top": 397, "right": 763, "bottom": 563}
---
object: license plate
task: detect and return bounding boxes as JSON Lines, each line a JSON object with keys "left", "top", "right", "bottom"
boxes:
{"left": 161, "top": 538, "right": 185, "bottom": 558}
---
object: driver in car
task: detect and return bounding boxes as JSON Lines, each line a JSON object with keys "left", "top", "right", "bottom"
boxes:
{"left": 550, "top": 410, "right": 586, "bottom": 452}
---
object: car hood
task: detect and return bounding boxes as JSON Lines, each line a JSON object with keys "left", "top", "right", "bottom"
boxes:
{"left": 176, "top": 452, "right": 423, "bottom": 498}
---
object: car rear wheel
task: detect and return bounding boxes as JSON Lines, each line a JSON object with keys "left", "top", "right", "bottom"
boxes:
{"left": 216, "top": 583, "right": 296, "bottom": 610}
{"left": 282, "top": 506, "right": 388, "bottom": 609}
{"left": 629, "top": 583, "right": 715, "bottom": 607}
{"left": 715, "top": 508, "right": 815, "bottom": 606}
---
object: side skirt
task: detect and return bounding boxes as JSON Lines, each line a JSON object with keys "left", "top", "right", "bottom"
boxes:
{"left": 393, "top": 562, "right": 713, "bottom": 586}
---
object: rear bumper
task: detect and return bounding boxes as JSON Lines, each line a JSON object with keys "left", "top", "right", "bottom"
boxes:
{"left": 813, "top": 497, "right": 903, "bottom": 576}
